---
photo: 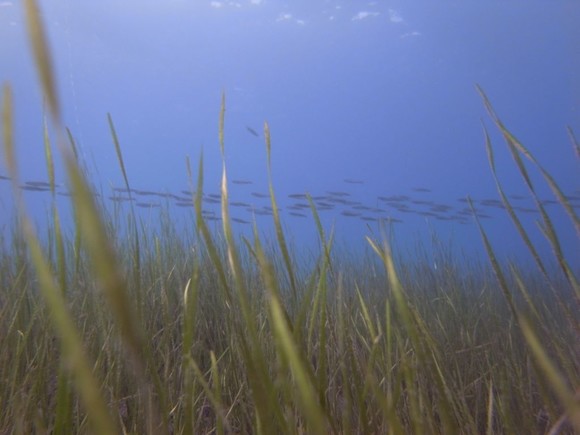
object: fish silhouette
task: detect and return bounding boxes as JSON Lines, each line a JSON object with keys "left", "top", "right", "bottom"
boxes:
{"left": 246, "top": 126, "right": 259, "bottom": 137}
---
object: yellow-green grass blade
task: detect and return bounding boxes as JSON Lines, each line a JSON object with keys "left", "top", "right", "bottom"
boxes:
{"left": 65, "top": 155, "right": 169, "bottom": 432}
{"left": 486, "top": 380, "right": 494, "bottom": 435}
{"left": 220, "top": 158, "right": 257, "bottom": 335}
{"left": 567, "top": 126, "right": 580, "bottom": 158}
{"left": 53, "top": 361, "right": 73, "bottom": 435}
{"left": 401, "top": 287, "right": 456, "bottom": 430}
{"left": 358, "top": 336, "right": 399, "bottom": 433}
{"left": 366, "top": 237, "right": 416, "bottom": 336}
{"left": 108, "top": 113, "right": 131, "bottom": 192}
{"left": 504, "top": 146, "right": 578, "bottom": 293}
{"left": 252, "top": 226, "right": 316, "bottom": 428}
{"left": 190, "top": 153, "right": 231, "bottom": 305}
{"left": 294, "top": 261, "right": 321, "bottom": 347}
{"left": 509, "top": 264, "right": 545, "bottom": 326}
{"left": 182, "top": 269, "right": 199, "bottom": 435}
{"left": 481, "top": 123, "right": 549, "bottom": 279}
{"left": 42, "top": 112, "right": 55, "bottom": 195}
{"left": 107, "top": 112, "right": 142, "bottom": 315}
{"left": 65, "top": 127, "right": 79, "bottom": 162}
{"left": 218, "top": 92, "right": 259, "bottom": 331}
{"left": 182, "top": 271, "right": 200, "bottom": 357}
{"left": 356, "top": 285, "right": 378, "bottom": 342}
{"left": 24, "top": 221, "right": 118, "bottom": 434}
{"left": 537, "top": 218, "right": 580, "bottom": 301}
{"left": 398, "top": 337, "right": 424, "bottom": 434}
{"left": 427, "top": 348, "right": 460, "bottom": 432}
{"left": 107, "top": 113, "right": 136, "bottom": 212}
{"left": 478, "top": 84, "right": 544, "bottom": 187}
{"left": 476, "top": 85, "right": 532, "bottom": 161}
{"left": 359, "top": 311, "right": 385, "bottom": 405}
{"left": 218, "top": 102, "right": 288, "bottom": 430}
{"left": 254, "top": 237, "right": 329, "bottom": 434}
{"left": 336, "top": 278, "right": 352, "bottom": 433}
{"left": 302, "top": 242, "right": 329, "bottom": 403}
{"left": 52, "top": 205, "right": 66, "bottom": 294}
{"left": 187, "top": 354, "right": 231, "bottom": 433}
{"left": 367, "top": 235, "right": 456, "bottom": 429}
{"left": 315, "top": 264, "right": 328, "bottom": 408}
{"left": 481, "top": 111, "right": 579, "bottom": 308}
{"left": 237, "top": 323, "right": 289, "bottom": 434}
{"left": 518, "top": 315, "right": 580, "bottom": 432}
{"left": 266, "top": 189, "right": 297, "bottom": 303}
{"left": 469, "top": 197, "right": 518, "bottom": 317}
{"left": 219, "top": 93, "right": 225, "bottom": 157}
{"left": 510, "top": 263, "right": 577, "bottom": 385}
{"left": 306, "top": 193, "right": 334, "bottom": 275}
{"left": 22, "top": 0, "right": 117, "bottom": 357}
{"left": 190, "top": 111, "right": 283, "bottom": 433}
{"left": 472, "top": 214, "right": 579, "bottom": 430}
{"left": 481, "top": 84, "right": 578, "bottom": 219}
{"left": 383, "top": 297, "right": 403, "bottom": 433}
{"left": 264, "top": 121, "right": 298, "bottom": 302}
{"left": 42, "top": 111, "right": 67, "bottom": 295}
{"left": 2, "top": 96, "right": 116, "bottom": 433}
{"left": 72, "top": 212, "right": 82, "bottom": 282}
{"left": 306, "top": 271, "right": 322, "bottom": 352}
{"left": 477, "top": 86, "right": 579, "bottom": 293}
{"left": 65, "top": 158, "right": 142, "bottom": 359}
{"left": 211, "top": 351, "right": 225, "bottom": 435}
{"left": 23, "top": 0, "right": 61, "bottom": 123}
{"left": 2, "top": 85, "right": 16, "bottom": 179}
{"left": 483, "top": 123, "right": 579, "bottom": 321}
{"left": 531, "top": 156, "right": 579, "bottom": 236}
{"left": 343, "top": 329, "right": 371, "bottom": 433}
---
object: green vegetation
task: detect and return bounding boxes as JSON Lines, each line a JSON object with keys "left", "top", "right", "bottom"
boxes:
{"left": 0, "top": 1, "right": 578, "bottom": 433}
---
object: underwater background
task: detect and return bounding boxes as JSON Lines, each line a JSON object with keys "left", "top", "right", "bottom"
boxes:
{"left": 1, "top": 0, "right": 579, "bottom": 264}
{"left": 1, "top": 2, "right": 580, "bottom": 433}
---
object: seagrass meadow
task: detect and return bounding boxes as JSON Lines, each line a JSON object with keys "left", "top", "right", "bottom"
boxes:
{"left": 0, "top": 1, "right": 579, "bottom": 434}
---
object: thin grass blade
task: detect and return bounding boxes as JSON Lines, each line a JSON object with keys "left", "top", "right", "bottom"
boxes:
{"left": 23, "top": 0, "right": 61, "bottom": 123}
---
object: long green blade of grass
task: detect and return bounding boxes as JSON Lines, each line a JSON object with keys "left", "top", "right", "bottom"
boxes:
{"left": 2, "top": 83, "right": 117, "bottom": 435}
{"left": 481, "top": 119, "right": 578, "bottom": 331}
{"left": 2, "top": 85, "right": 15, "bottom": 178}
{"left": 218, "top": 94, "right": 254, "bottom": 329}
{"left": 518, "top": 315, "right": 580, "bottom": 431}
{"left": 471, "top": 191, "right": 579, "bottom": 432}
{"left": 25, "top": 222, "right": 118, "bottom": 434}
{"left": 367, "top": 235, "right": 456, "bottom": 431}
{"left": 254, "top": 234, "right": 329, "bottom": 434}
{"left": 190, "top": 153, "right": 231, "bottom": 306}
{"left": 567, "top": 126, "right": 580, "bottom": 158}
{"left": 477, "top": 85, "right": 579, "bottom": 298}
{"left": 187, "top": 354, "right": 231, "bottom": 433}
{"left": 21, "top": 1, "right": 169, "bottom": 431}
{"left": 107, "top": 112, "right": 143, "bottom": 319}
{"left": 42, "top": 112, "right": 55, "bottom": 195}
{"left": 182, "top": 269, "right": 199, "bottom": 434}
{"left": 217, "top": 96, "right": 288, "bottom": 434}
{"left": 264, "top": 122, "right": 298, "bottom": 304}
{"left": 481, "top": 122, "right": 549, "bottom": 279}
{"left": 23, "top": 0, "right": 60, "bottom": 123}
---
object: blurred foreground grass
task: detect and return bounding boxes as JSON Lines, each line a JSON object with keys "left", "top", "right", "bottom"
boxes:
{"left": 0, "top": 1, "right": 578, "bottom": 433}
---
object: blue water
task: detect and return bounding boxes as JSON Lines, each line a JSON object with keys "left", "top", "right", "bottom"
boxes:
{"left": 1, "top": 1, "right": 579, "bottom": 266}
